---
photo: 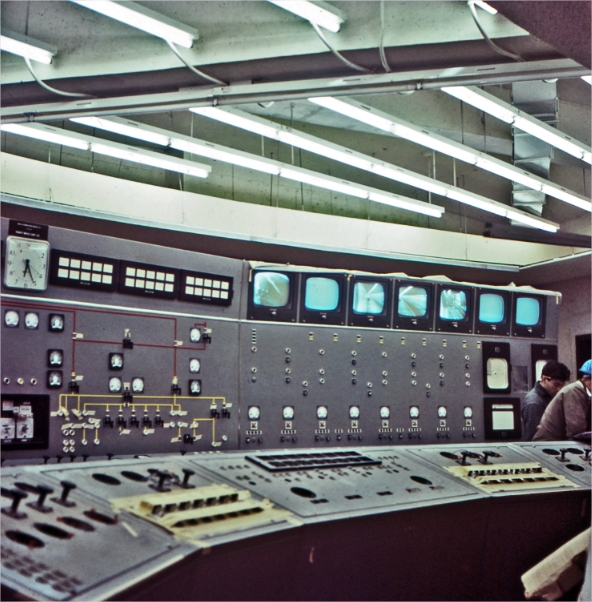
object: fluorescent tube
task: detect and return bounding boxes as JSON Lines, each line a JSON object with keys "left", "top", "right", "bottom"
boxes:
{"left": 310, "top": 96, "right": 591, "bottom": 212}
{"left": 582, "top": 76, "right": 592, "bottom": 85}
{"left": 472, "top": 1, "right": 498, "bottom": 15}
{"left": 72, "top": 116, "right": 171, "bottom": 146}
{"left": 72, "top": 115, "right": 443, "bottom": 218}
{"left": 267, "top": 1, "right": 345, "bottom": 32}
{"left": 443, "top": 86, "right": 591, "bottom": 164}
{"left": 0, "top": 28, "right": 57, "bottom": 64}
{"left": 69, "top": 1, "right": 199, "bottom": 48}
{"left": 2, "top": 122, "right": 211, "bottom": 178}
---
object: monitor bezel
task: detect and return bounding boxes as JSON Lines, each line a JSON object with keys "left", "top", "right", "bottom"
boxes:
{"left": 247, "top": 270, "right": 298, "bottom": 322}
{"left": 435, "top": 285, "right": 474, "bottom": 334}
{"left": 299, "top": 273, "right": 347, "bottom": 325}
{"left": 475, "top": 289, "right": 511, "bottom": 336}
{"left": 393, "top": 280, "right": 434, "bottom": 331}
{"left": 512, "top": 294, "right": 546, "bottom": 338}
{"left": 348, "top": 276, "right": 392, "bottom": 328}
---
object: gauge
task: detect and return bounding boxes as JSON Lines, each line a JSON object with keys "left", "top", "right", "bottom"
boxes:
{"left": 283, "top": 406, "right": 295, "bottom": 420}
{"left": 109, "top": 353, "right": 124, "bottom": 370}
{"left": 379, "top": 406, "right": 390, "bottom": 419}
{"left": 132, "top": 377, "right": 144, "bottom": 393}
{"left": 316, "top": 406, "right": 328, "bottom": 420}
{"left": 189, "top": 358, "right": 201, "bottom": 373}
{"left": 437, "top": 406, "right": 447, "bottom": 418}
{"left": 4, "top": 310, "right": 20, "bottom": 327}
{"left": 49, "top": 314, "right": 64, "bottom": 332}
{"left": 248, "top": 406, "right": 260, "bottom": 420}
{"left": 349, "top": 406, "right": 360, "bottom": 419}
{"left": 24, "top": 312, "right": 39, "bottom": 329}
{"left": 190, "top": 327, "right": 201, "bottom": 343}
{"left": 47, "top": 371, "right": 62, "bottom": 388}
{"left": 109, "top": 377, "right": 122, "bottom": 393}
{"left": 409, "top": 406, "right": 419, "bottom": 419}
{"left": 48, "top": 350, "right": 63, "bottom": 366}
{"left": 4, "top": 236, "right": 50, "bottom": 291}
{"left": 464, "top": 406, "right": 473, "bottom": 419}
{"left": 189, "top": 379, "right": 201, "bottom": 395}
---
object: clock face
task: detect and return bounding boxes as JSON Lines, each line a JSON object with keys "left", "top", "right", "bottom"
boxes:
{"left": 4, "top": 236, "right": 50, "bottom": 291}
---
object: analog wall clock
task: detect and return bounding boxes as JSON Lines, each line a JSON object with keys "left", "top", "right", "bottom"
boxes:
{"left": 4, "top": 236, "right": 50, "bottom": 291}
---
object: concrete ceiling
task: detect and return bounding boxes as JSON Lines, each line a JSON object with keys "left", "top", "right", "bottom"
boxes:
{"left": 1, "top": 1, "right": 590, "bottom": 283}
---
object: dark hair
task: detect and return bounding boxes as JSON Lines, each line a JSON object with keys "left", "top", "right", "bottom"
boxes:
{"left": 541, "top": 360, "right": 571, "bottom": 382}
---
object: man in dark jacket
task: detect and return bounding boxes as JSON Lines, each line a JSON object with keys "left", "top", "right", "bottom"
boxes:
{"left": 534, "top": 360, "right": 592, "bottom": 441}
{"left": 522, "top": 360, "right": 571, "bottom": 440}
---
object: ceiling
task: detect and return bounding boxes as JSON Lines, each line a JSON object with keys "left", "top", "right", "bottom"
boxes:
{"left": 1, "top": 1, "right": 591, "bottom": 284}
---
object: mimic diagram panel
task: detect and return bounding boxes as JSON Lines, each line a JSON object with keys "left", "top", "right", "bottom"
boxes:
{"left": 1, "top": 217, "right": 561, "bottom": 461}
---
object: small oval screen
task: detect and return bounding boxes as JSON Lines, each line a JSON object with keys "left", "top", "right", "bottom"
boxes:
{"left": 479, "top": 293, "right": 505, "bottom": 323}
{"left": 305, "top": 277, "right": 339, "bottom": 312}
{"left": 253, "top": 272, "right": 290, "bottom": 308}
{"left": 353, "top": 282, "right": 385, "bottom": 314}
{"left": 516, "top": 297, "right": 540, "bottom": 326}
{"left": 398, "top": 286, "right": 428, "bottom": 318}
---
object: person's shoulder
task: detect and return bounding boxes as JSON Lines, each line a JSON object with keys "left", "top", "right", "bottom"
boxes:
{"left": 523, "top": 386, "right": 543, "bottom": 406}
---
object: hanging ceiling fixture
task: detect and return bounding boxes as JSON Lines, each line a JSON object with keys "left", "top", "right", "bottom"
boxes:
{"left": 0, "top": 28, "right": 57, "bottom": 64}
{"left": 442, "top": 85, "right": 591, "bottom": 164}
{"left": 190, "top": 106, "right": 559, "bottom": 232}
{"left": 266, "top": 1, "right": 345, "bottom": 33}
{"left": 309, "top": 96, "right": 591, "bottom": 212}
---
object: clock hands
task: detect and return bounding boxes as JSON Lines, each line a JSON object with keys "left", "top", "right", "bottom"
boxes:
{"left": 22, "top": 259, "right": 40, "bottom": 284}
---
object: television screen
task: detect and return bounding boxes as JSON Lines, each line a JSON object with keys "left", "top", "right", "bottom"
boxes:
{"left": 492, "top": 405, "right": 515, "bottom": 430}
{"left": 398, "top": 286, "right": 428, "bottom": 317}
{"left": 253, "top": 272, "right": 290, "bottom": 307}
{"left": 516, "top": 297, "right": 540, "bottom": 326}
{"left": 305, "top": 277, "right": 339, "bottom": 311}
{"left": 486, "top": 358, "right": 509, "bottom": 390}
{"left": 479, "top": 293, "right": 504, "bottom": 323}
{"left": 353, "top": 282, "right": 385, "bottom": 314}
{"left": 439, "top": 289, "right": 467, "bottom": 321}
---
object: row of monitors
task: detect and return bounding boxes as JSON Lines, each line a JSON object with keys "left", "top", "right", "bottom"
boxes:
{"left": 248, "top": 271, "right": 547, "bottom": 337}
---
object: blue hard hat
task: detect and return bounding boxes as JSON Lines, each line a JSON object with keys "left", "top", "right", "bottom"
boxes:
{"left": 580, "top": 360, "right": 592, "bottom": 375}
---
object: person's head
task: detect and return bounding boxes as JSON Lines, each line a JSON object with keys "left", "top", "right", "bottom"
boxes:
{"left": 579, "top": 360, "right": 592, "bottom": 392}
{"left": 539, "top": 360, "right": 571, "bottom": 396}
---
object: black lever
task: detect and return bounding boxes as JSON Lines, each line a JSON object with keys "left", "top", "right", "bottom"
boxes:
{"left": 150, "top": 471, "right": 172, "bottom": 492}
{"left": 558, "top": 448, "right": 569, "bottom": 462}
{"left": 181, "top": 468, "right": 195, "bottom": 489}
{"left": 27, "top": 484, "right": 54, "bottom": 513}
{"left": 458, "top": 450, "right": 480, "bottom": 465}
{"left": 52, "top": 481, "right": 77, "bottom": 508}
{"left": 478, "top": 451, "right": 501, "bottom": 465}
{"left": 1, "top": 487, "right": 28, "bottom": 519}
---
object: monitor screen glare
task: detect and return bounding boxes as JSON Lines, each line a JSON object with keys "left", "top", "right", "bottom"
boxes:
{"left": 253, "top": 272, "right": 290, "bottom": 308}
{"left": 516, "top": 297, "right": 541, "bottom": 326}
{"left": 353, "top": 282, "right": 385, "bottom": 314}
{"left": 305, "top": 277, "right": 339, "bottom": 311}
{"left": 398, "top": 286, "right": 428, "bottom": 317}
{"left": 479, "top": 293, "right": 504, "bottom": 323}
{"left": 492, "top": 404, "right": 515, "bottom": 430}
{"left": 439, "top": 289, "right": 467, "bottom": 321}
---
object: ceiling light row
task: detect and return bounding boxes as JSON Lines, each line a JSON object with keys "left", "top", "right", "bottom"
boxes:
{"left": 191, "top": 106, "right": 559, "bottom": 232}
{"left": 309, "top": 96, "right": 591, "bottom": 213}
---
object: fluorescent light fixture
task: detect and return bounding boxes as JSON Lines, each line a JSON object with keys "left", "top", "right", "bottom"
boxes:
{"left": 71, "top": 116, "right": 171, "bottom": 146}
{"left": 471, "top": 1, "right": 498, "bottom": 15}
{"left": 267, "top": 0, "right": 345, "bottom": 32}
{"left": 442, "top": 86, "right": 591, "bottom": 164}
{"left": 310, "top": 96, "right": 591, "bottom": 213}
{"left": 0, "top": 28, "right": 57, "bottom": 64}
{"left": 2, "top": 122, "right": 211, "bottom": 178}
{"left": 71, "top": 115, "right": 443, "bottom": 218}
{"left": 582, "top": 75, "right": 592, "bottom": 85}
{"left": 191, "top": 106, "right": 561, "bottom": 228}
{"left": 1, "top": 123, "right": 89, "bottom": 150}
{"left": 69, "top": 0, "right": 199, "bottom": 48}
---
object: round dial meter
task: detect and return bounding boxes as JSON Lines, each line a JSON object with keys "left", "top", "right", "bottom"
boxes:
{"left": 24, "top": 312, "right": 39, "bottom": 329}
{"left": 248, "top": 406, "right": 260, "bottom": 420}
{"left": 437, "top": 406, "right": 447, "bottom": 418}
{"left": 49, "top": 350, "right": 63, "bottom": 366}
{"left": 464, "top": 406, "right": 473, "bottom": 419}
{"left": 132, "top": 377, "right": 144, "bottom": 393}
{"left": 409, "top": 406, "right": 420, "bottom": 419}
{"left": 190, "top": 328, "right": 201, "bottom": 343}
{"left": 4, "top": 310, "right": 19, "bottom": 327}
{"left": 49, "top": 314, "right": 64, "bottom": 331}
{"left": 316, "top": 406, "right": 328, "bottom": 420}
{"left": 48, "top": 371, "right": 62, "bottom": 387}
{"left": 189, "top": 358, "right": 201, "bottom": 373}
{"left": 109, "top": 377, "right": 122, "bottom": 393}
{"left": 379, "top": 406, "right": 390, "bottom": 419}
{"left": 349, "top": 406, "right": 360, "bottom": 419}
{"left": 282, "top": 406, "right": 295, "bottom": 420}
{"left": 110, "top": 354, "right": 123, "bottom": 370}
{"left": 190, "top": 380, "right": 201, "bottom": 394}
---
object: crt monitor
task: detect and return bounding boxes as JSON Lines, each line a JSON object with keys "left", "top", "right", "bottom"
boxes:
{"left": 398, "top": 285, "right": 428, "bottom": 318}
{"left": 439, "top": 289, "right": 468, "bottom": 321}
{"left": 305, "top": 277, "right": 340, "bottom": 312}
{"left": 515, "top": 296, "right": 541, "bottom": 326}
{"left": 253, "top": 272, "right": 291, "bottom": 308}
{"left": 479, "top": 293, "right": 505, "bottom": 323}
{"left": 352, "top": 281, "right": 386, "bottom": 315}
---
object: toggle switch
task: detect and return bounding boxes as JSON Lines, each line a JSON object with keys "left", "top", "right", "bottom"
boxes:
{"left": 558, "top": 448, "right": 569, "bottom": 462}
{"left": 181, "top": 468, "right": 195, "bottom": 489}
{"left": 53, "top": 480, "right": 77, "bottom": 507}
{"left": 1, "top": 488, "right": 28, "bottom": 519}
{"left": 28, "top": 485, "right": 54, "bottom": 513}
{"left": 150, "top": 471, "right": 172, "bottom": 492}
{"left": 584, "top": 448, "right": 591, "bottom": 461}
{"left": 457, "top": 451, "right": 480, "bottom": 466}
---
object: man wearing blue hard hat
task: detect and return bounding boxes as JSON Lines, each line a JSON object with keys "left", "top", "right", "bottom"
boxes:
{"left": 534, "top": 360, "right": 592, "bottom": 441}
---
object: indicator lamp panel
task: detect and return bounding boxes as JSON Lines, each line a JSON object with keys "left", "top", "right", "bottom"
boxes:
{"left": 180, "top": 270, "right": 233, "bottom": 306}
{"left": 119, "top": 261, "right": 179, "bottom": 299}
{"left": 51, "top": 250, "right": 118, "bottom": 291}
